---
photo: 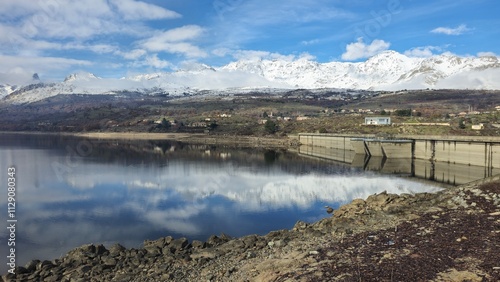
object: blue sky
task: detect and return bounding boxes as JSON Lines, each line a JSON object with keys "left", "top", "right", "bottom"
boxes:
{"left": 0, "top": 0, "right": 498, "bottom": 82}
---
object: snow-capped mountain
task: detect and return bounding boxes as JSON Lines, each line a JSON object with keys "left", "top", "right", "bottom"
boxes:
{"left": 1, "top": 51, "right": 499, "bottom": 104}
{"left": 0, "top": 72, "right": 42, "bottom": 100}
{"left": 221, "top": 51, "right": 500, "bottom": 89}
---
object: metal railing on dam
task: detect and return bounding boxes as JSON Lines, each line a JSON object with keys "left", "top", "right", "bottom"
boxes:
{"left": 297, "top": 133, "right": 500, "bottom": 185}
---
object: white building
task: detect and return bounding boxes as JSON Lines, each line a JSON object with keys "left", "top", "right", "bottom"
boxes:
{"left": 365, "top": 117, "right": 391, "bottom": 125}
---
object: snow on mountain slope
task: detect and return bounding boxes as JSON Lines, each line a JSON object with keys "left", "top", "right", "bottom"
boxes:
{"left": 0, "top": 72, "right": 42, "bottom": 99}
{"left": 1, "top": 51, "right": 499, "bottom": 104}
{"left": 0, "top": 84, "right": 16, "bottom": 99}
{"left": 220, "top": 51, "right": 500, "bottom": 89}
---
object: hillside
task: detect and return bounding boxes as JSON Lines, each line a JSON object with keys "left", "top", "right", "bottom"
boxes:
{"left": 2, "top": 89, "right": 500, "bottom": 137}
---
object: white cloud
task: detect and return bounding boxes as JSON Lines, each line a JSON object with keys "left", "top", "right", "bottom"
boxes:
{"left": 109, "top": 0, "right": 181, "bottom": 20}
{"left": 143, "top": 25, "right": 205, "bottom": 44}
{"left": 16, "top": 0, "right": 116, "bottom": 39}
{"left": 140, "top": 26, "right": 207, "bottom": 58}
{"left": 133, "top": 54, "right": 171, "bottom": 69}
{"left": 233, "top": 50, "right": 282, "bottom": 60}
{"left": 211, "top": 48, "right": 231, "bottom": 57}
{"left": 0, "top": 0, "right": 179, "bottom": 41}
{"left": 213, "top": 48, "right": 315, "bottom": 62}
{"left": 0, "top": 1, "right": 210, "bottom": 79}
{"left": 301, "top": 39, "right": 320, "bottom": 46}
{"left": 211, "top": 0, "right": 354, "bottom": 52}
{"left": 144, "top": 54, "right": 171, "bottom": 69}
{"left": 0, "top": 55, "right": 92, "bottom": 72}
{"left": 144, "top": 42, "right": 207, "bottom": 58}
{"left": 63, "top": 43, "right": 118, "bottom": 54}
{"left": 0, "top": 55, "right": 92, "bottom": 83}
{"left": 404, "top": 46, "right": 443, "bottom": 58}
{"left": 222, "top": 0, "right": 354, "bottom": 25}
{"left": 0, "top": 0, "right": 45, "bottom": 19}
{"left": 116, "top": 49, "right": 148, "bottom": 60}
{"left": 0, "top": 33, "right": 121, "bottom": 57}
{"left": 477, "top": 52, "right": 498, "bottom": 57}
{"left": 341, "top": 38, "right": 390, "bottom": 61}
{"left": 431, "top": 24, "right": 471, "bottom": 35}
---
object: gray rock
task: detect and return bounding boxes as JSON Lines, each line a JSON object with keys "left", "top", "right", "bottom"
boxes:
{"left": 144, "top": 245, "right": 162, "bottom": 256}
{"left": 191, "top": 249, "right": 220, "bottom": 260}
{"left": 267, "top": 230, "right": 287, "bottom": 238}
{"left": 273, "top": 239, "right": 287, "bottom": 248}
{"left": 207, "top": 234, "right": 231, "bottom": 247}
{"left": 77, "top": 265, "right": 92, "bottom": 274}
{"left": 15, "top": 266, "right": 29, "bottom": 274}
{"left": 293, "top": 220, "right": 309, "bottom": 230}
{"left": 95, "top": 244, "right": 108, "bottom": 256}
{"left": 66, "top": 244, "right": 99, "bottom": 263}
{"left": 241, "top": 234, "right": 259, "bottom": 248}
{"left": 108, "top": 243, "right": 126, "bottom": 257}
{"left": 219, "top": 239, "right": 245, "bottom": 254}
{"left": 167, "top": 237, "right": 190, "bottom": 253}
{"left": 192, "top": 240, "right": 206, "bottom": 249}
{"left": 27, "top": 273, "right": 40, "bottom": 281}
{"left": 102, "top": 257, "right": 117, "bottom": 267}
{"left": 246, "top": 251, "right": 257, "bottom": 259}
{"left": 144, "top": 237, "right": 168, "bottom": 250}
{"left": 25, "top": 259, "right": 40, "bottom": 271}
{"left": 44, "top": 274, "right": 62, "bottom": 282}
{"left": 164, "top": 236, "right": 174, "bottom": 245}
{"left": 130, "top": 257, "right": 142, "bottom": 266}
{"left": 37, "top": 260, "right": 55, "bottom": 271}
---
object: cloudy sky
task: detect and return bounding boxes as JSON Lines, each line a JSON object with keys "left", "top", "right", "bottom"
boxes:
{"left": 0, "top": 0, "right": 498, "bottom": 81}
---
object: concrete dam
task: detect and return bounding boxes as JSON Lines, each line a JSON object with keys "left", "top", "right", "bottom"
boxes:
{"left": 297, "top": 133, "right": 500, "bottom": 185}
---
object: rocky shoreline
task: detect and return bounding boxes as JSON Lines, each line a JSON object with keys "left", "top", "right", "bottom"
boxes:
{"left": 3, "top": 178, "right": 500, "bottom": 281}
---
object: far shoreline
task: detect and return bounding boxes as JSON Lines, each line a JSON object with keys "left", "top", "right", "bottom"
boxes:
{"left": 0, "top": 131, "right": 298, "bottom": 149}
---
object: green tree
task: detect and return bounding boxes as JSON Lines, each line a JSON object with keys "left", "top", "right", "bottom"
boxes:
{"left": 458, "top": 118, "right": 466, "bottom": 129}
{"left": 395, "top": 109, "right": 412, "bottom": 116}
{"left": 262, "top": 111, "right": 269, "bottom": 118}
{"left": 209, "top": 121, "right": 218, "bottom": 130}
{"left": 161, "top": 118, "right": 171, "bottom": 129}
{"left": 264, "top": 120, "right": 277, "bottom": 134}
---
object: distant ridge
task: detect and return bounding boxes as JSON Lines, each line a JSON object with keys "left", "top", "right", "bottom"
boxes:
{"left": 1, "top": 51, "right": 499, "bottom": 104}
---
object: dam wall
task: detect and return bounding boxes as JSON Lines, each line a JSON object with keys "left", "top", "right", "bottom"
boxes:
{"left": 298, "top": 133, "right": 500, "bottom": 183}
{"left": 298, "top": 145, "right": 356, "bottom": 164}
{"left": 413, "top": 140, "right": 500, "bottom": 168}
{"left": 299, "top": 133, "right": 500, "bottom": 168}
{"left": 298, "top": 134, "right": 374, "bottom": 151}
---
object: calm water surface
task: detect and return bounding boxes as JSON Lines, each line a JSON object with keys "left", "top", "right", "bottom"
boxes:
{"left": 0, "top": 134, "right": 442, "bottom": 272}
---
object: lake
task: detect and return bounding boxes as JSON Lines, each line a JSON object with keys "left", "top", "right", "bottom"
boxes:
{"left": 0, "top": 133, "right": 443, "bottom": 273}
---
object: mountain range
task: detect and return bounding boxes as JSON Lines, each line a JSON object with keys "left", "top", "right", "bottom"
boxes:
{"left": 1, "top": 51, "right": 499, "bottom": 104}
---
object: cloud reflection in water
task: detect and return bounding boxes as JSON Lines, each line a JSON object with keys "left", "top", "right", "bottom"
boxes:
{"left": 0, "top": 139, "right": 440, "bottom": 272}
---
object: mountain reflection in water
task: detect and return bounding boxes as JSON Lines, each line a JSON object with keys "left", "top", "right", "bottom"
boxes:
{"left": 0, "top": 134, "right": 441, "bottom": 272}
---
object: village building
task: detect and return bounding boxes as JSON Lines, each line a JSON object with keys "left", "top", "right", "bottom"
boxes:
{"left": 189, "top": 122, "right": 207, "bottom": 127}
{"left": 365, "top": 117, "right": 391, "bottom": 125}
{"left": 472, "top": 124, "right": 484, "bottom": 130}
